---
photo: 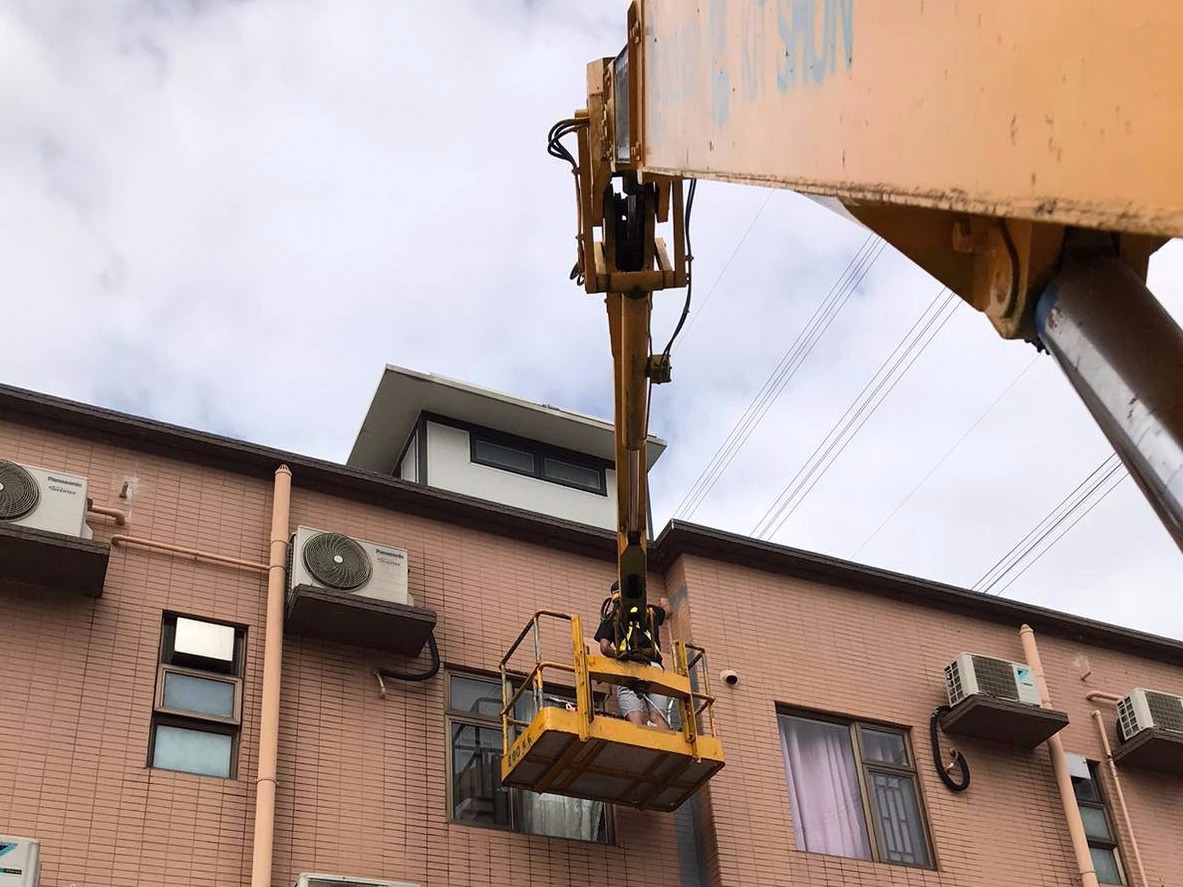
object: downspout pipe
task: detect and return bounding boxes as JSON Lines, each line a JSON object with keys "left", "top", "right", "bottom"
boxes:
{"left": 1090, "top": 710, "right": 1148, "bottom": 887}
{"left": 1035, "top": 255, "right": 1183, "bottom": 553}
{"left": 250, "top": 465, "right": 292, "bottom": 887}
{"left": 1019, "top": 624, "right": 1099, "bottom": 887}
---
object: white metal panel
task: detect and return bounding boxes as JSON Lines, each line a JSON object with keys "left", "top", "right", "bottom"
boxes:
{"left": 294, "top": 874, "right": 419, "bottom": 887}
{"left": 399, "top": 437, "right": 418, "bottom": 482}
{"left": 2, "top": 463, "right": 89, "bottom": 538}
{"left": 174, "top": 617, "right": 236, "bottom": 663}
{"left": 1065, "top": 753, "right": 1091, "bottom": 780}
{"left": 0, "top": 836, "right": 40, "bottom": 887}
{"left": 288, "top": 527, "right": 411, "bottom": 606}
{"left": 424, "top": 422, "right": 616, "bottom": 530}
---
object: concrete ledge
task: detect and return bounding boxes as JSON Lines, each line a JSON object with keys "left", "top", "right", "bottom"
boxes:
{"left": 0, "top": 522, "right": 108, "bottom": 598}
{"left": 1113, "top": 728, "right": 1183, "bottom": 776}
{"left": 940, "top": 695, "right": 1069, "bottom": 748}
{"left": 286, "top": 584, "right": 437, "bottom": 655}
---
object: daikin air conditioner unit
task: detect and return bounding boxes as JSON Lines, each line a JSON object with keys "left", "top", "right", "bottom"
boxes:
{"left": 944, "top": 653, "right": 1042, "bottom": 707}
{"left": 0, "top": 835, "right": 40, "bottom": 887}
{"left": 0, "top": 460, "right": 90, "bottom": 539}
{"left": 288, "top": 526, "right": 411, "bottom": 606}
{"left": 292, "top": 875, "right": 419, "bottom": 887}
{"left": 1117, "top": 688, "right": 1183, "bottom": 741}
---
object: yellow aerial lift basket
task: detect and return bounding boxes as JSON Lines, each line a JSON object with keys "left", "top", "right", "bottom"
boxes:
{"left": 499, "top": 611, "right": 724, "bottom": 812}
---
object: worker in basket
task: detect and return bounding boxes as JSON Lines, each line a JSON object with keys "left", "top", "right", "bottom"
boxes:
{"left": 594, "top": 581, "right": 673, "bottom": 729}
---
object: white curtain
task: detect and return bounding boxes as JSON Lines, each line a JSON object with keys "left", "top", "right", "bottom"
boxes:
{"left": 515, "top": 693, "right": 604, "bottom": 841}
{"left": 520, "top": 791, "right": 604, "bottom": 842}
{"left": 778, "top": 714, "right": 872, "bottom": 860}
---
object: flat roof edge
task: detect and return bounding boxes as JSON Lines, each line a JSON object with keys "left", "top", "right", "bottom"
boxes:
{"left": 0, "top": 384, "right": 616, "bottom": 561}
{"left": 655, "top": 520, "right": 1183, "bottom": 666}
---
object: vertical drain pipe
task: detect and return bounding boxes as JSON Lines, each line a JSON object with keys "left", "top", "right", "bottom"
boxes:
{"left": 251, "top": 465, "right": 292, "bottom": 887}
{"left": 1019, "top": 625, "right": 1099, "bottom": 887}
{"left": 1090, "top": 710, "right": 1148, "bottom": 887}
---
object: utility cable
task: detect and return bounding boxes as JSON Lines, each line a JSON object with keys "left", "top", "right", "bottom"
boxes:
{"left": 375, "top": 631, "right": 441, "bottom": 683}
{"left": 547, "top": 117, "right": 589, "bottom": 285}
{"left": 673, "top": 235, "right": 885, "bottom": 519}
{"left": 930, "top": 706, "right": 971, "bottom": 792}
{"left": 992, "top": 470, "right": 1128, "bottom": 597}
{"left": 974, "top": 455, "right": 1128, "bottom": 595}
{"left": 660, "top": 178, "right": 698, "bottom": 358}
{"left": 973, "top": 454, "right": 1121, "bottom": 592}
{"left": 851, "top": 355, "right": 1040, "bottom": 558}
{"left": 752, "top": 288, "right": 960, "bottom": 540}
{"left": 676, "top": 236, "right": 885, "bottom": 519}
{"left": 672, "top": 190, "right": 774, "bottom": 352}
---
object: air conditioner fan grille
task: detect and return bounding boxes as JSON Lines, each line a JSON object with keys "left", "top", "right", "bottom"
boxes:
{"left": 971, "top": 655, "right": 1020, "bottom": 701}
{"left": 302, "top": 533, "right": 372, "bottom": 590}
{"left": 0, "top": 460, "right": 39, "bottom": 521}
{"left": 1145, "top": 691, "right": 1183, "bottom": 734}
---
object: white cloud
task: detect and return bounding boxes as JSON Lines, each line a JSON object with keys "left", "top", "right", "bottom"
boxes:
{"left": 3, "top": 0, "right": 1182, "bottom": 637}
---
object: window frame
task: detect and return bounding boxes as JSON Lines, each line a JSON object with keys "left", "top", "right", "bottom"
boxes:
{"left": 447, "top": 416, "right": 609, "bottom": 497}
{"left": 778, "top": 708, "right": 935, "bottom": 870}
{"left": 444, "top": 671, "right": 613, "bottom": 843}
{"left": 154, "top": 663, "right": 243, "bottom": 725}
{"left": 1074, "top": 761, "right": 1126, "bottom": 885}
{"left": 148, "top": 715, "right": 240, "bottom": 779}
{"left": 150, "top": 613, "right": 246, "bottom": 780}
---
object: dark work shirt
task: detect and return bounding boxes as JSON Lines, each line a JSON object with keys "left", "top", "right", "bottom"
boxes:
{"left": 595, "top": 605, "right": 666, "bottom": 664}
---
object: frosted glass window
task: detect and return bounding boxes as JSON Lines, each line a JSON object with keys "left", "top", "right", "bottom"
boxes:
{"left": 152, "top": 725, "right": 232, "bottom": 778}
{"left": 163, "top": 672, "right": 235, "bottom": 718}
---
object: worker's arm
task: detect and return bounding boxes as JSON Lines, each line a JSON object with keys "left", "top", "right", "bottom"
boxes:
{"left": 599, "top": 638, "right": 615, "bottom": 658}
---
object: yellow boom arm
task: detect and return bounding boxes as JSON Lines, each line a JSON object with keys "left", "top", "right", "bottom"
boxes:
{"left": 554, "top": 1, "right": 1183, "bottom": 628}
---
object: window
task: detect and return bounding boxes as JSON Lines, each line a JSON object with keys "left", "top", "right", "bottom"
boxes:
{"left": 149, "top": 614, "right": 245, "bottom": 778}
{"left": 472, "top": 438, "right": 536, "bottom": 475}
{"left": 469, "top": 429, "right": 607, "bottom": 495}
{"left": 447, "top": 673, "right": 609, "bottom": 842}
{"left": 778, "top": 711, "right": 931, "bottom": 868}
{"left": 1072, "top": 761, "right": 1125, "bottom": 884}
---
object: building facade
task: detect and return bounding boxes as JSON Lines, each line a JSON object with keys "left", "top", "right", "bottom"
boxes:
{"left": 2, "top": 379, "right": 1183, "bottom": 887}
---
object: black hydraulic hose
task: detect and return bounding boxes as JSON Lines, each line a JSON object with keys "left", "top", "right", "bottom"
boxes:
{"left": 376, "top": 631, "right": 440, "bottom": 683}
{"left": 930, "top": 705, "right": 970, "bottom": 792}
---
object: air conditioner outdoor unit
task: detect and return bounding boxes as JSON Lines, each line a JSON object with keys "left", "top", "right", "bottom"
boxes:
{"left": 288, "top": 526, "right": 412, "bottom": 606}
{"left": 944, "top": 653, "right": 1042, "bottom": 708}
{"left": 1117, "top": 688, "right": 1183, "bottom": 742}
{"left": 0, "top": 460, "right": 91, "bottom": 539}
{"left": 0, "top": 835, "right": 40, "bottom": 887}
{"left": 292, "top": 874, "right": 418, "bottom": 887}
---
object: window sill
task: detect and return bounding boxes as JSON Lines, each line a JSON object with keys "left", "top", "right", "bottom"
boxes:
{"left": 788, "top": 849, "right": 936, "bottom": 872}
{"left": 448, "top": 817, "right": 611, "bottom": 846}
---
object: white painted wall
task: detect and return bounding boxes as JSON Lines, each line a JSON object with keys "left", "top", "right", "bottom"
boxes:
{"left": 398, "top": 436, "right": 418, "bottom": 482}
{"left": 425, "top": 421, "right": 616, "bottom": 529}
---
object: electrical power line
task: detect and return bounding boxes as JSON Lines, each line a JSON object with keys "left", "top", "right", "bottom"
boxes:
{"left": 673, "top": 235, "right": 885, "bottom": 519}
{"left": 991, "top": 470, "right": 1129, "bottom": 597}
{"left": 851, "top": 355, "right": 1040, "bottom": 558}
{"left": 676, "top": 236, "right": 883, "bottom": 518}
{"left": 752, "top": 287, "right": 959, "bottom": 540}
{"left": 672, "top": 191, "right": 774, "bottom": 352}
{"left": 973, "top": 454, "right": 1127, "bottom": 594}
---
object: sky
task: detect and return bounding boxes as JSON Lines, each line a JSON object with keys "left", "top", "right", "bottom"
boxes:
{"left": 3, "top": 0, "right": 1182, "bottom": 638}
